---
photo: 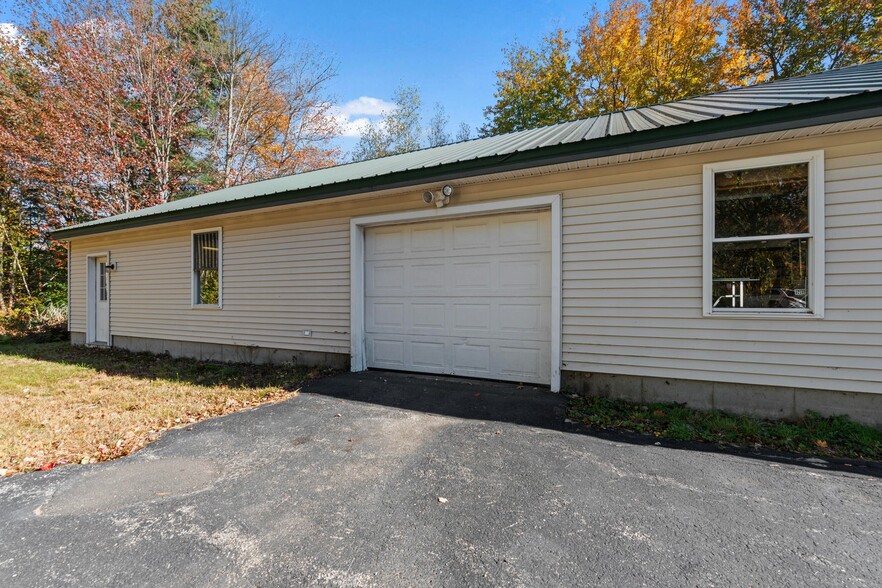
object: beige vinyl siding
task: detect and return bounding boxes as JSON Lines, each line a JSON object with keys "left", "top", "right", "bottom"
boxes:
{"left": 68, "top": 126, "right": 882, "bottom": 394}
{"left": 561, "top": 129, "right": 882, "bottom": 395}
{"left": 68, "top": 188, "right": 531, "bottom": 354}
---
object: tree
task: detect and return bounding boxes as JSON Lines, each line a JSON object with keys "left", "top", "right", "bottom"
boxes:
{"left": 483, "top": 0, "right": 881, "bottom": 134}
{"left": 0, "top": 31, "right": 66, "bottom": 310}
{"left": 352, "top": 85, "right": 423, "bottom": 161}
{"left": 481, "top": 30, "right": 580, "bottom": 135}
{"left": 426, "top": 103, "right": 450, "bottom": 147}
{"left": 0, "top": 0, "right": 343, "bottom": 314}
{"left": 351, "top": 86, "right": 470, "bottom": 160}
{"left": 574, "top": 0, "right": 644, "bottom": 115}
{"left": 197, "top": 2, "right": 339, "bottom": 187}
{"left": 482, "top": 0, "right": 758, "bottom": 133}
{"left": 637, "top": 0, "right": 747, "bottom": 103}
{"left": 13, "top": 0, "right": 213, "bottom": 218}
{"left": 731, "top": 0, "right": 882, "bottom": 79}
{"left": 484, "top": 1, "right": 743, "bottom": 133}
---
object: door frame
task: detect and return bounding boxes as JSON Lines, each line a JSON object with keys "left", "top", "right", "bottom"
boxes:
{"left": 86, "top": 251, "right": 111, "bottom": 345}
{"left": 350, "top": 194, "right": 562, "bottom": 391}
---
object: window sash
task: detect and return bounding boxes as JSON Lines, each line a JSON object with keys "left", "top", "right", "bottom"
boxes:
{"left": 193, "top": 231, "right": 218, "bottom": 272}
{"left": 702, "top": 151, "right": 824, "bottom": 317}
{"left": 712, "top": 232, "right": 812, "bottom": 245}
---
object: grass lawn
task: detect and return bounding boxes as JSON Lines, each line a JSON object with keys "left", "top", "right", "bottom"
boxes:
{"left": 568, "top": 394, "right": 882, "bottom": 461}
{"left": 0, "top": 340, "right": 320, "bottom": 476}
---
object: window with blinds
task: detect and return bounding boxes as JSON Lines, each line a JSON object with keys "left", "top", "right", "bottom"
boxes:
{"left": 193, "top": 230, "right": 220, "bottom": 306}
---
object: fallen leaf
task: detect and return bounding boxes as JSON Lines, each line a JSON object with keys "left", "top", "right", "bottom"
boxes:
{"left": 816, "top": 439, "right": 828, "bottom": 449}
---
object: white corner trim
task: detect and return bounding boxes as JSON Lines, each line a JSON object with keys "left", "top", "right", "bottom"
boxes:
{"left": 702, "top": 150, "right": 825, "bottom": 318}
{"left": 350, "top": 194, "right": 563, "bottom": 392}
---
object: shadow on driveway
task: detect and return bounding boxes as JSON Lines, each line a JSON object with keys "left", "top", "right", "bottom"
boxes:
{"left": 301, "top": 369, "right": 882, "bottom": 479}
{"left": 299, "top": 370, "right": 569, "bottom": 429}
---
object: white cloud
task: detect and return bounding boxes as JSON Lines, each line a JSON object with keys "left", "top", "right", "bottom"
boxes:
{"left": 331, "top": 96, "right": 398, "bottom": 138}
{"left": 338, "top": 116, "right": 373, "bottom": 138}
{"left": 0, "top": 23, "right": 19, "bottom": 39}
{"left": 337, "top": 96, "right": 397, "bottom": 117}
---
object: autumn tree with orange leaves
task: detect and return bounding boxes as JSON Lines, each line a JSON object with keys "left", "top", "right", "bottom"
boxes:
{"left": 731, "top": 0, "right": 882, "bottom": 80}
{"left": 197, "top": 2, "right": 339, "bottom": 187}
{"left": 483, "top": 0, "right": 882, "bottom": 134}
{"left": 0, "top": 0, "right": 340, "bottom": 313}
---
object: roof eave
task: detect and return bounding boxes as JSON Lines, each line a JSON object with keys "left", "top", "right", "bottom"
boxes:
{"left": 52, "top": 91, "right": 882, "bottom": 240}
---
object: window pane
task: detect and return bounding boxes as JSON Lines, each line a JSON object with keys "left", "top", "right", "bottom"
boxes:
{"left": 193, "top": 232, "right": 218, "bottom": 271}
{"left": 715, "top": 163, "right": 809, "bottom": 238}
{"left": 712, "top": 238, "right": 808, "bottom": 310}
{"left": 99, "top": 263, "right": 107, "bottom": 301}
{"left": 198, "top": 270, "right": 219, "bottom": 305}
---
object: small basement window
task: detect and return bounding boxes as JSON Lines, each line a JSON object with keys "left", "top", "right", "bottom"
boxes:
{"left": 703, "top": 151, "right": 824, "bottom": 317}
{"left": 193, "top": 229, "right": 221, "bottom": 307}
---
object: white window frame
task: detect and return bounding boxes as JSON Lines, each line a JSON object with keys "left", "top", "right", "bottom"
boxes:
{"left": 191, "top": 227, "right": 223, "bottom": 309}
{"left": 702, "top": 150, "right": 825, "bottom": 318}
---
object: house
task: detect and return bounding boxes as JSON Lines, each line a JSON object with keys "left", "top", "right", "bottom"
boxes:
{"left": 53, "top": 62, "right": 882, "bottom": 425}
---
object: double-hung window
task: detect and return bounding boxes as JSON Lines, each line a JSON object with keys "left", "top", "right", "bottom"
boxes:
{"left": 193, "top": 229, "right": 222, "bottom": 307}
{"left": 703, "top": 151, "right": 824, "bottom": 317}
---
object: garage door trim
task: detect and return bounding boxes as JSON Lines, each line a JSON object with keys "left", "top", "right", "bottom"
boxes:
{"left": 350, "top": 193, "right": 562, "bottom": 391}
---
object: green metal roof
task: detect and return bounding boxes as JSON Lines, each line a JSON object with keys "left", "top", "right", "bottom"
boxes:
{"left": 54, "top": 61, "right": 882, "bottom": 239}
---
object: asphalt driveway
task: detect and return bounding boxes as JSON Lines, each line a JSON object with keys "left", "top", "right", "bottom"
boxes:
{"left": 1, "top": 371, "right": 881, "bottom": 587}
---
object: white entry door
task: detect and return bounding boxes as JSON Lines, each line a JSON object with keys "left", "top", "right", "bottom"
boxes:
{"left": 90, "top": 256, "right": 110, "bottom": 344}
{"left": 364, "top": 210, "right": 552, "bottom": 385}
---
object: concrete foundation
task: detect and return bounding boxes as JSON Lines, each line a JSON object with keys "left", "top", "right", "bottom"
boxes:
{"left": 70, "top": 332, "right": 348, "bottom": 369}
{"left": 563, "top": 371, "right": 882, "bottom": 428}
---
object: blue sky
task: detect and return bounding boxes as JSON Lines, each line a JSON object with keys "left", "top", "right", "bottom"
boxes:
{"left": 2, "top": 1, "right": 600, "bottom": 153}
{"left": 249, "top": 0, "right": 595, "bottom": 152}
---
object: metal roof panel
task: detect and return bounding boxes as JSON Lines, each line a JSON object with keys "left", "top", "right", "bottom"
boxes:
{"left": 55, "top": 60, "right": 882, "bottom": 237}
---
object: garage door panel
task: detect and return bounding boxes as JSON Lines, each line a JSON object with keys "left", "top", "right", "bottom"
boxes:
{"left": 452, "top": 304, "right": 491, "bottom": 331}
{"left": 367, "top": 299, "right": 550, "bottom": 340}
{"left": 411, "top": 264, "right": 445, "bottom": 289}
{"left": 368, "top": 228, "right": 406, "bottom": 255}
{"left": 500, "top": 259, "right": 543, "bottom": 288}
{"left": 371, "top": 339, "right": 406, "bottom": 367}
{"left": 453, "top": 343, "right": 491, "bottom": 374}
{"left": 366, "top": 257, "right": 550, "bottom": 297}
{"left": 367, "top": 335, "right": 549, "bottom": 384}
{"left": 500, "top": 216, "right": 542, "bottom": 246}
{"left": 499, "top": 303, "right": 543, "bottom": 333}
{"left": 410, "top": 225, "right": 445, "bottom": 251}
{"left": 365, "top": 210, "right": 551, "bottom": 385}
{"left": 411, "top": 303, "right": 446, "bottom": 328}
{"left": 498, "top": 346, "right": 543, "bottom": 379}
{"left": 452, "top": 262, "right": 492, "bottom": 289}
{"left": 367, "top": 264, "right": 405, "bottom": 292}
{"left": 411, "top": 341, "right": 448, "bottom": 369}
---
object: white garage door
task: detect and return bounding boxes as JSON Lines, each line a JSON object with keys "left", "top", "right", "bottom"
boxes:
{"left": 364, "top": 210, "right": 552, "bottom": 385}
